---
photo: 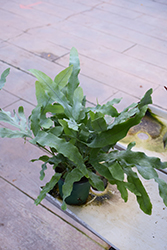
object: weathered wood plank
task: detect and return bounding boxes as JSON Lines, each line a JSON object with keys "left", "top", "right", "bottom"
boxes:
{"left": 0, "top": 137, "right": 109, "bottom": 248}
{"left": 0, "top": 178, "right": 108, "bottom": 250}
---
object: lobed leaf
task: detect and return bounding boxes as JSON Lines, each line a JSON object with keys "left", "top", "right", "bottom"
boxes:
{"left": 72, "top": 87, "right": 85, "bottom": 121}
{"left": 116, "top": 181, "right": 128, "bottom": 202}
{"left": 89, "top": 100, "right": 120, "bottom": 117}
{"left": 91, "top": 116, "right": 107, "bottom": 132}
{"left": 163, "top": 132, "right": 167, "bottom": 148}
{"left": 30, "top": 105, "right": 41, "bottom": 136}
{"left": 35, "top": 81, "right": 53, "bottom": 106}
{"left": 54, "top": 65, "right": 73, "bottom": 90}
{"left": 126, "top": 169, "right": 152, "bottom": 215}
{"left": 67, "top": 47, "right": 80, "bottom": 104}
{"left": 155, "top": 178, "right": 167, "bottom": 206}
{"left": 0, "top": 108, "right": 32, "bottom": 138}
{"left": 88, "top": 171, "right": 105, "bottom": 191}
{"left": 0, "top": 68, "right": 10, "bottom": 90}
{"left": 0, "top": 127, "right": 31, "bottom": 138}
{"left": 61, "top": 168, "right": 84, "bottom": 210}
{"left": 88, "top": 106, "right": 148, "bottom": 148}
{"left": 64, "top": 118, "right": 80, "bottom": 131}
{"left": 138, "top": 88, "right": 153, "bottom": 109}
{"left": 29, "top": 69, "right": 73, "bottom": 118}
{"left": 108, "top": 162, "right": 124, "bottom": 181}
{"left": 31, "top": 131, "right": 88, "bottom": 178}
{"left": 35, "top": 172, "right": 62, "bottom": 205}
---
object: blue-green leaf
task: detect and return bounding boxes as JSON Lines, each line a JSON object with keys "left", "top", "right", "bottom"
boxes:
{"left": 116, "top": 181, "right": 128, "bottom": 202}
{"left": 0, "top": 108, "right": 32, "bottom": 138}
{"left": 35, "top": 172, "right": 62, "bottom": 205}
{"left": 127, "top": 169, "right": 152, "bottom": 215}
{"left": 35, "top": 81, "right": 53, "bottom": 106}
{"left": 88, "top": 171, "right": 105, "bottom": 191}
{"left": 67, "top": 47, "right": 80, "bottom": 104}
{"left": 88, "top": 106, "right": 148, "bottom": 148}
{"left": 108, "top": 162, "right": 124, "bottom": 181}
{"left": 138, "top": 88, "right": 153, "bottom": 109}
{"left": 40, "top": 116, "right": 54, "bottom": 129}
{"left": 61, "top": 168, "right": 84, "bottom": 210}
{"left": 58, "top": 119, "right": 77, "bottom": 138}
{"left": 91, "top": 116, "right": 107, "bottom": 132}
{"left": 44, "top": 103, "right": 64, "bottom": 114}
{"left": 64, "top": 118, "right": 79, "bottom": 131}
{"left": 29, "top": 69, "right": 73, "bottom": 118}
{"left": 125, "top": 182, "right": 141, "bottom": 196}
{"left": 30, "top": 105, "right": 41, "bottom": 136}
{"left": 32, "top": 131, "right": 88, "bottom": 177}
{"left": 54, "top": 65, "right": 73, "bottom": 90}
{"left": 89, "top": 100, "right": 120, "bottom": 117}
{"left": 155, "top": 178, "right": 167, "bottom": 206}
{"left": 0, "top": 68, "right": 10, "bottom": 90}
{"left": 72, "top": 87, "right": 85, "bottom": 121}
{"left": 163, "top": 132, "right": 167, "bottom": 148}
{"left": 0, "top": 127, "right": 31, "bottom": 138}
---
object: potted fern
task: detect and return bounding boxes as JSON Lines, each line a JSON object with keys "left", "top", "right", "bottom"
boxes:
{"left": 0, "top": 47, "right": 167, "bottom": 214}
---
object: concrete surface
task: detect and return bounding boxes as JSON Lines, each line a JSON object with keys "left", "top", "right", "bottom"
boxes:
{"left": 0, "top": 0, "right": 167, "bottom": 249}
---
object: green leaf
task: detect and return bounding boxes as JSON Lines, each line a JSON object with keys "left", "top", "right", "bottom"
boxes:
{"left": 90, "top": 161, "right": 115, "bottom": 184}
{"left": 117, "top": 149, "right": 167, "bottom": 172}
{"left": 0, "top": 68, "right": 10, "bottom": 90}
{"left": 138, "top": 88, "right": 153, "bottom": 109}
{"left": 136, "top": 164, "right": 158, "bottom": 180}
{"left": 0, "top": 108, "right": 32, "bottom": 138}
{"left": 89, "top": 100, "right": 120, "bottom": 117}
{"left": 40, "top": 115, "right": 54, "bottom": 129}
{"left": 88, "top": 91, "right": 152, "bottom": 148}
{"left": 18, "top": 106, "right": 27, "bottom": 129}
{"left": 40, "top": 162, "right": 47, "bottom": 180}
{"left": 126, "top": 169, "right": 152, "bottom": 215}
{"left": 64, "top": 118, "right": 80, "bottom": 131}
{"left": 54, "top": 65, "right": 73, "bottom": 90}
{"left": 155, "top": 178, "right": 167, "bottom": 206}
{"left": 116, "top": 181, "right": 128, "bottom": 202}
{"left": 108, "top": 162, "right": 124, "bottom": 181}
{"left": 29, "top": 69, "right": 73, "bottom": 118}
{"left": 49, "top": 104, "right": 64, "bottom": 114}
{"left": 35, "top": 172, "right": 62, "bottom": 205}
{"left": 88, "top": 171, "right": 105, "bottom": 191}
{"left": 44, "top": 103, "right": 64, "bottom": 114}
{"left": 31, "top": 155, "right": 50, "bottom": 163}
{"left": 35, "top": 81, "right": 51, "bottom": 106}
{"left": 32, "top": 131, "right": 88, "bottom": 177}
{"left": 127, "top": 141, "right": 136, "bottom": 150}
{"left": 72, "top": 87, "right": 85, "bottom": 121}
{"left": 91, "top": 116, "right": 107, "bottom": 132}
{"left": 67, "top": 47, "right": 80, "bottom": 104}
{"left": 78, "top": 124, "right": 90, "bottom": 142}
{"left": 88, "top": 108, "right": 146, "bottom": 148}
{"left": 125, "top": 182, "right": 141, "bottom": 196}
{"left": 108, "top": 106, "right": 138, "bottom": 129}
{"left": 49, "top": 127, "right": 63, "bottom": 136}
{"left": 0, "top": 127, "right": 31, "bottom": 138}
{"left": 30, "top": 105, "right": 41, "bottom": 136}
{"left": 58, "top": 119, "right": 77, "bottom": 138}
{"left": 61, "top": 168, "right": 84, "bottom": 210}
{"left": 163, "top": 132, "right": 167, "bottom": 148}
{"left": 32, "top": 154, "right": 64, "bottom": 181}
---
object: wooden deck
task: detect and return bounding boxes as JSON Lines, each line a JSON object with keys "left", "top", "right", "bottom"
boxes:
{"left": 0, "top": 0, "right": 167, "bottom": 249}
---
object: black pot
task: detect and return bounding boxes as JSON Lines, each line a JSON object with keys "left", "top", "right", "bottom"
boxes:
{"left": 58, "top": 177, "right": 90, "bottom": 205}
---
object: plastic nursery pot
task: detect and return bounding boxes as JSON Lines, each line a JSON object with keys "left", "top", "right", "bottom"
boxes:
{"left": 58, "top": 177, "right": 91, "bottom": 205}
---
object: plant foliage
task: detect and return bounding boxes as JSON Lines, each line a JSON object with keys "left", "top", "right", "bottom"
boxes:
{"left": 0, "top": 48, "right": 167, "bottom": 214}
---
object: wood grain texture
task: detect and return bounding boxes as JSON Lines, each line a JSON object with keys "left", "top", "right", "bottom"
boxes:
{"left": 0, "top": 178, "right": 107, "bottom": 250}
